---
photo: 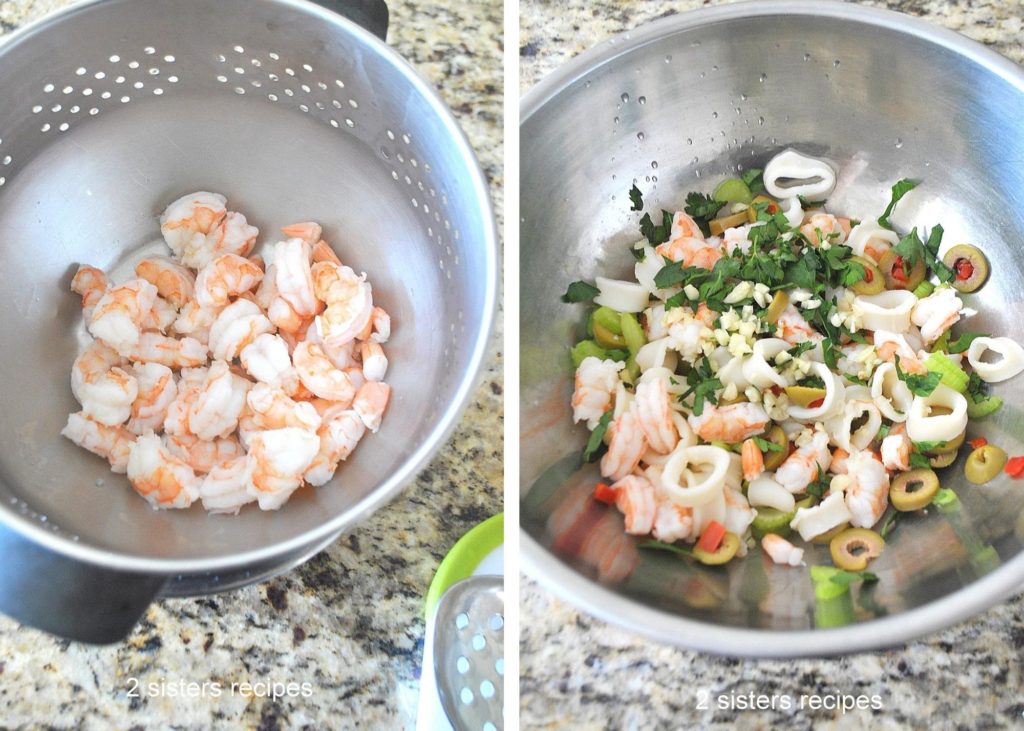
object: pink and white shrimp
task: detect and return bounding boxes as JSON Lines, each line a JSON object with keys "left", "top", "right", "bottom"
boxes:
{"left": 655, "top": 212, "right": 722, "bottom": 270}
{"left": 126, "top": 362, "right": 177, "bottom": 434}
{"left": 61, "top": 412, "right": 135, "bottom": 473}
{"left": 359, "top": 341, "right": 388, "bottom": 382}
{"left": 880, "top": 432, "right": 912, "bottom": 472}
{"left": 687, "top": 403, "right": 770, "bottom": 444}
{"left": 123, "top": 332, "right": 208, "bottom": 369}
{"left": 207, "top": 298, "right": 274, "bottom": 361}
{"left": 367, "top": 307, "right": 391, "bottom": 344}
{"left": 160, "top": 192, "right": 257, "bottom": 268}
{"left": 135, "top": 256, "right": 195, "bottom": 308}
{"left": 304, "top": 408, "right": 366, "bottom": 486}
{"left": 724, "top": 487, "right": 757, "bottom": 538}
{"left": 775, "top": 304, "right": 822, "bottom": 347}
{"left": 142, "top": 295, "right": 178, "bottom": 334}
{"left": 761, "top": 534, "right": 805, "bottom": 566}
{"left": 271, "top": 238, "right": 319, "bottom": 317}
{"left": 572, "top": 356, "right": 625, "bottom": 430}
{"left": 126, "top": 432, "right": 201, "bottom": 509}
{"left": 194, "top": 253, "right": 264, "bottom": 308}
{"left": 741, "top": 438, "right": 765, "bottom": 481}
{"left": 293, "top": 340, "right": 357, "bottom": 403}
{"left": 611, "top": 475, "right": 656, "bottom": 535}
{"left": 633, "top": 377, "right": 677, "bottom": 454}
{"left": 652, "top": 499, "right": 695, "bottom": 543}
{"left": 311, "top": 262, "right": 374, "bottom": 346}
{"left": 71, "top": 341, "right": 138, "bottom": 426}
{"left": 911, "top": 286, "right": 962, "bottom": 346}
{"left": 239, "top": 333, "right": 300, "bottom": 394}
{"left": 600, "top": 407, "right": 647, "bottom": 482}
{"left": 187, "top": 360, "right": 250, "bottom": 441}
{"left": 843, "top": 449, "right": 890, "bottom": 528}
{"left": 874, "top": 330, "right": 927, "bottom": 374}
{"left": 352, "top": 381, "right": 390, "bottom": 432}
{"left": 163, "top": 367, "right": 207, "bottom": 436}
{"left": 246, "top": 427, "right": 320, "bottom": 510}
{"left": 199, "top": 457, "right": 254, "bottom": 514}
{"left": 70, "top": 265, "right": 108, "bottom": 319}
{"left": 246, "top": 382, "right": 322, "bottom": 433}
{"left": 165, "top": 432, "right": 245, "bottom": 475}
{"left": 280, "top": 222, "right": 322, "bottom": 245}
{"left": 775, "top": 430, "right": 832, "bottom": 493}
{"left": 800, "top": 212, "right": 848, "bottom": 246}
{"left": 172, "top": 300, "right": 223, "bottom": 346}
{"left": 830, "top": 447, "right": 850, "bottom": 475}
{"left": 312, "top": 240, "right": 343, "bottom": 266}
{"left": 87, "top": 278, "right": 158, "bottom": 353}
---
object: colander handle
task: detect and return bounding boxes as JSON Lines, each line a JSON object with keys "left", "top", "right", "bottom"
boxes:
{"left": 0, "top": 523, "right": 165, "bottom": 644}
{"left": 312, "top": 0, "right": 389, "bottom": 41}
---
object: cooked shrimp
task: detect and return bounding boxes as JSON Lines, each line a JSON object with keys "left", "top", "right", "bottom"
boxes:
{"left": 724, "top": 486, "right": 757, "bottom": 537}
{"left": 160, "top": 191, "right": 227, "bottom": 266}
{"left": 356, "top": 341, "right": 386, "bottom": 383}
{"left": 71, "top": 265, "right": 108, "bottom": 318}
{"left": 687, "top": 403, "right": 770, "bottom": 444}
{"left": 246, "top": 427, "right": 320, "bottom": 510}
{"left": 172, "top": 300, "right": 223, "bottom": 345}
{"left": 209, "top": 211, "right": 259, "bottom": 263}
{"left": 352, "top": 381, "right": 390, "bottom": 433}
{"left": 874, "top": 330, "right": 927, "bottom": 374}
{"left": 652, "top": 499, "right": 695, "bottom": 543}
{"left": 911, "top": 286, "right": 962, "bottom": 346}
{"left": 199, "top": 456, "right": 254, "bottom": 514}
{"left": 71, "top": 341, "right": 138, "bottom": 426}
{"left": 188, "top": 360, "right": 250, "bottom": 440}
{"left": 166, "top": 432, "right": 245, "bottom": 474}
{"left": 272, "top": 238, "right": 319, "bottom": 317}
{"left": 881, "top": 432, "right": 912, "bottom": 472}
{"left": 246, "top": 382, "right": 322, "bottom": 433}
{"left": 762, "top": 534, "right": 805, "bottom": 566}
{"left": 633, "top": 378, "right": 677, "bottom": 454}
{"left": 775, "top": 430, "right": 831, "bottom": 493}
{"left": 134, "top": 256, "right": 195, "bottom": 308}
{"left": 311, "top": 262, "right": 374, "bottom": 346}
{"left": 611, "top": 475, "right": 656, "bottom": 535}
{"left": 126, "top": 362, "right": 177, "bottom": 434}
{"left": 61, "top": 411, "right": 135, "bottom": 473}
{"left": 194, "top": 253, "right": 264, "bottom": 308}
{"left": 829, "top": 447, "right": 850, "bottom": 474}
{"left": 163, "top": 367, "right": 207, "bottom": 436}
{"left": 843, "top": 449, "right": 890, "bottom": 528}
{"left": 239, "top": 333, "right": 300, "bottom": 394}
{"left": 775, "top": 304, "right": 822, "bottom": 346}
{"left": 280, "top": 222, "right": 322, "bottom": 245}
{"left": 207, "top": 298, "right": 274, "bottom": 361}
{"left": 143, "top": 295, "right": 178, "bottom": 334}
{"left": 123, "top": 332, "right": 208, "bottom": 369}
{"left": 312, "top": 240, "right": 342, "bottom": 265}
{"left": 293, "top": 340, "right": 357, "bottom": 403}
{"left": 741, "top": 438, "right": 765, "bottom": 481}
{"left": 572, "top": 356, "right": 625, "bottom": 430}
{"left": 126, "top": 432, "right": 201, "bottom": 509}
{"left": 304, "top": 408, "right": 366, "bottom": 486}
{"left": 600, "top": 407, "right": 647, "bottom": 482}
{"left": 800, "top": 212, "right": 847, "bottom": 246}
{"left": 268, "top": 293, "right": 306, "bottom": 333}
{"left": 87, "top": 278, "right": 158, "bottom": 353}
{"left": 367, "top": 307, "right": 390, "bottom": 344}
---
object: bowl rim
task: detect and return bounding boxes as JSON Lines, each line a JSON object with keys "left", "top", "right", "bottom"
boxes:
{"left": 0, "top": 0, "right": 499, "bottom": 574}
{"left": 520, "top": 0, "right": 1024, "bottom": 656}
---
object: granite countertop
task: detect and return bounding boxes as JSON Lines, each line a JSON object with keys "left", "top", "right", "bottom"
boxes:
{"left": 0, "top": 1, "right": 502, "bottom": 729}
{"left": 520, "top": 1, "right": 1024, "bottom": 729}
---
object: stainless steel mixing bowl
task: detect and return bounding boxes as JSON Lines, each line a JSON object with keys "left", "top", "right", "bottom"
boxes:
{"left": 520, "top": 1, "right": 1024, "bottom": 656}
{"left": 0, "top": 0, "right": 496, "bottom": 642}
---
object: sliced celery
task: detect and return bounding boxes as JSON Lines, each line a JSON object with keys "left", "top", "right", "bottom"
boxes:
{"left": 570, "top": 340, "right": 609, "bottom": 367}
{"left": 924, "top": 352, "right": 969, "bottom": 393}
{"left": 966, "top": 394, "right": 1003, "bottom": 419}
{"left": 619, "top": 312, "right": 647, "bottom": 356}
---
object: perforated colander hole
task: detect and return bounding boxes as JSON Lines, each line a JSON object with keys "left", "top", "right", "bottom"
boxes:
{"left": 315, "top": 101, "right": 325, "bottom": 110}
{"left": 128, "top": 61, "right": 140, "bottom": 70}
{"left": 108, "top": 54, "right": 120, "bottom": 63}
{"left": 143, "top": 46, "right": 155, "bottom": 55}
{"left": 62, "top": 85, "right": 73, "bottom": 94}
{"left": 460, "top": 688, "right": 474, "bottom": 705}
{"left": 120, "top": 96, "right": 130, "bottom": 104}
{"left": 386, "top": 129, "right": 395, "bottom": 140}
{"left": 217, "top": 75, "right": 228, "bottom": 83}
{"left": 94, "top": 71, "right": 105, "bottom": 79}
{"left": 0, "top": 178, "right": 5, "bottom": 187}
{"left": 269, "top": 51, "right": 280, "bottom": 60}
{"left": 299, "top": 83, "right": 310, "bottom": 93}
{"left": 89, "top": 108, "right": 99, "bottom": 115}
{"left": 332, "top": 99, "right": 342, "bottom": 109}
{"left": 268, "top": 73, "right": 280, "bottom": 82}
{"left": 251, "top": 58, "right": 262, "bottom": 68}
{"left": 471, "top": 632, "right": 486, "bottom": 651}
{"left": 234, "top": 66, "right": 245, "bottom": 75}
{"left": 250, "top": 80, "right": 263, "bottom": 89}
{"left": 285, "top": 67, "right": 295, "bottom": 76}
{"left": 168, "top": 76, "right": 179, "bottom": 83}
{"left": 50, "top": 103, "right": 61, "bottom": 113}
{"left": 396, "top": 152, "right": 405, "bottom": 163}
{"left": 233, "top": 45, "right": 245, "bottom": 53}
{"left": 216, "top": 53, "right": 227, "bottom": 63}
{"left": 268, "top": 93, "right": 278, "bottom": 102}
{"left": 114, "top": 76, "right": 125, "bottom": 84}
{"left": 302, "top": 63, "right": 313, "bottom": 72}
{"left": 479, "top": 681, "right": 495, "bottom": 700}
{"left": 75, "top": 67, "right": 86, "bottom": 76}
{"left": 299, "top": 104, "right": 309, "bottom": 112}
{"left": 488, "top": 614, "right": 503, "bottom": 631}
{"left": 83, "top": 88, "right": 93, "bottom": 96}
{"left": 345, "top": 118, "right": 354, "bottom": 128}
{"left": 391, "top": 170, "right": 399, "bottom": 180}
{"left": 348, "top": 99, "right": 358, "bottom": 109}
{"left": 58, "top": 122, "right": 69, "bottom": 132}
{"left": 334, "top": 78, "right": 345, "bottom": 89}
{"left": 483, "top": 723, "right": 497, "bottom": 731}
{"left": 402, "top": 132, "right": 412, "bottom": 144}
{"left": 148, "top": 68, "right": 160, "bottom": 76}
{"left": 101, "top": 91, "right": 111, "bottom": 99}
{"left": 32, "top": 105, "right": 42, "bottom": 114}
{"left": 153, "top": 88, "right": 164, "bottom": 96}
{"left": 2, "top": 156, "right": 11, "bottom": 165}
{"left": 164, "top": 55, "right": 175, "bottom": 63}
{"left": 455, "top": 612, "right": 469, "bottom": 630}
{"left": 133, "top": 82, "right": 144, "bottom": 90}
{"left": 330, "top": 119, "right": 339, "bottom": 128}
{"left": 234, "top": 87, "right": 245, "bottom": 95}
{"left": 40, "top": 123, "right": 50, "bottom": 132}
{"left": 456, "top": 656, "right": 470, "bottom": 674}
{"left": 317, "top": 81, "right": 327, "bottom": 91}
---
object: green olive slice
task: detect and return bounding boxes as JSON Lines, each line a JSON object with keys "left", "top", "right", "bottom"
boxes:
{"left": 693, "top": 531, "right": 741, "bottom": 565}
{"left": 764, "top": 290, "right": 789, "bottom": 325}
{"left": 890, "top": 468, "right": 940, "bottom": 511}
{"left": 830, "top": 528, "right": 885, "bottom": 571}
{"left": 964, "top": 444, "right": 1008, "bottom": 484}
{"left": 593, "top": 321, "right": 626, "bottom": 349}
{"left": 929, "top": 450, "right": 958, "bottom": 469}
{"left": 927, "top": 429, "right": 965, "bottom": 455}
{"left": 709, "top": 210, "right": 751, "bottom": 236}
{"left": 942, "top": 244, "right": 989, "bottom": 293}
{"left": 762, "top": 425, "right": 790, "bottom": 471}
{"left": 785, "top": 385, "right": 827, "bottom": 409}
{"left": 849, "top": 255, "right": 885, "bottom": 295}
{"left": 878, "top": 248, "right": 926, "bottom": 291}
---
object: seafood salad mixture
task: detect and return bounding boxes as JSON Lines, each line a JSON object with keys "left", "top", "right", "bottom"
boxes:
{"left": 63, "top": 192, "right": 391, "bottom": 513}
{"left": 563, "top": 149, "right": 1024, "bottom": 580}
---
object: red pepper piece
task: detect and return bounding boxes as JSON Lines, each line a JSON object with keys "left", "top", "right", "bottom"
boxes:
{"left": 593, "top": 482, "right": 618, "bottom": 504}
{"left": 696, "top": 520, "right": 726, "bottom": 553}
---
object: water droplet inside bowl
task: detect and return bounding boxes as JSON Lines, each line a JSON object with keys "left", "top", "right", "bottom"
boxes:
{"left": 638, "top": 96, "right": 646, "bottom": 105}
{"left": 758, "top": 116, "right": 765, "bottom": 126}
{"left": 895, "top": 138, "right": 903, "bottom": 149}
{"left": 620, "top": 92, "right": 630, "bottom": 103}
{"left": 834, "top": 59, "right": 841, "bottom": 67}
{"left": 803, "top": 53, "right": 811, "bottom": 61}
{"left": 637, "top": 132, "right": 645, "bottom": 141}
{"left": 651, "top": 161, "right": 658, "bottom": 169}
{"left": 712, "top": 111, "right": 719, "bottom": 119}
{"left": 665, "top": 55, "right": 672, "bottom": 64}
{"left": 759, "top": 73, "right": 767, "bottom": 83}
{"left": 686, "top": 138, "right": 693, "bottom": 145}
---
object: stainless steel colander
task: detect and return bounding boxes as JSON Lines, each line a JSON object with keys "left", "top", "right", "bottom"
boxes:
{"left": 521, "top": 1, "right": 1024, "bottom": 656}
{"left": 0, "top": 0, "right": 496, "bottom": 642}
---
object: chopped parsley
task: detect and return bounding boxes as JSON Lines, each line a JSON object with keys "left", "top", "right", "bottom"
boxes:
{"left": 561, "top": 280, "right": 600, "bottom": 303}
{"left": 753, "top": 436, "right": 784, "bottom": 453}
{"left": 628, "top": 184, "right": 644, "bottom": 212}
{"left": 639, "top": 210, "right": 674, "bottom": 245}
{"left": 741, "top": 168, "right": 765, "bottom": 196}
{"left": 894, "top": 356, "right": 942, "bottom": 396}
{"left": 879, "top": 511, "right": 900, "bottom": 539}
{"left": 582, "top": 411, "right": 612, "bottom": 463}
{"left": 877, "top": 178, "right": 918, "bottom": 229}
{"left": 787, "top": 341, "right": 816, "bottom": 358}
{"left": 947, "top": 331, "right": 989, "bottom": 354}
{"left": 828, "top": 570, "right": 880, "bottom": 587}
{"left": 684, "top": 191, "right": 726, "bottom": 236}
{"left": 680, "top": 356, "right": 721, "bottom": 416}
{"left": 908, "top": 451, "right": 932, "bottom": 469}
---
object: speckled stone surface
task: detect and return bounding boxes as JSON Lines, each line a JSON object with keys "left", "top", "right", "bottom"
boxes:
{"left": 0, "top": 1, "right": 502, "bottom": 729}
{"left": 520, "top": 1, "right": 1024, "bottom": 729}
